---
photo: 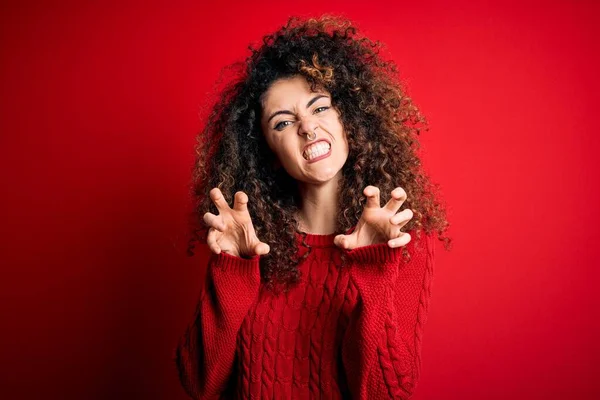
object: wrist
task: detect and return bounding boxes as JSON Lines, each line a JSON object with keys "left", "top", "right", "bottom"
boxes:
{"left": 345, "top": 242, "right": 401, "bottom": 263}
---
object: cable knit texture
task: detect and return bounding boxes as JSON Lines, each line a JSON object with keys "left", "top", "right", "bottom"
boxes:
{"left": 175, "top": 229, "right": 435, "bottom": 399}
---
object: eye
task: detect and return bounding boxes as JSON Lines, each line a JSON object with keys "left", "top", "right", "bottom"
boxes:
{"left": 314, "top": 106, "right": 329, "bottom": 113}
{"left": 274, "top": 120, "right": 293, "bottom": 131}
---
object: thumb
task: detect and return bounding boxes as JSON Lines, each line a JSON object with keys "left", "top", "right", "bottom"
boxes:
{"left": 254, "top": 241, "right": 270, "bottom": 256}
{"left": 334, "top": 234, "right": 352, "bottom": 249}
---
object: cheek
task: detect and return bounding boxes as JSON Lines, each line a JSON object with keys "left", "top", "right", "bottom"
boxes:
{"left": 320, "top": 113, "right": 343, "bottom": 132}
{"left": 338, "top": 131, "right": 350, "bottom": 155}
{"left": 268, "top": 137, "right": 298, "bottom": 160}
{"left": 264, "top": 132, "right": 281, "bottom": 153}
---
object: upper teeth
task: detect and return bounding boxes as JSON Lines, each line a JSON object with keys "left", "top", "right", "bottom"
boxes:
{"left": 303, "top": 142, "right": 331, "bottom": 160}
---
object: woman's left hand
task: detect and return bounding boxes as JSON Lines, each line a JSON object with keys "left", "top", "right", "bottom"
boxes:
{"left": 334, "top": 186, "right": 414, "bottom": 250}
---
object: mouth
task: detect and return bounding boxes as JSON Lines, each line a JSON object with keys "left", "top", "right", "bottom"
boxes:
{"left": 302, "top": 139, "right": 332, "bottom": 163}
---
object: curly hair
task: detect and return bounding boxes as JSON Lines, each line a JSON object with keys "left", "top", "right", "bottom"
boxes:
{"left": 187, "top": 15, "right": 452, "bottom": 288}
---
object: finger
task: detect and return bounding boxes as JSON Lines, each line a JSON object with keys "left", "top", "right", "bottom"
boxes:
{"left": 209, "top": 187, "right": 231, "bottom": 212}
{"left": 389, "top": 209, "right": 414, "bottom": 227}
{"left": 206, "top": 228, "right": 222, "bottom": 254}
{"left": 388, "top": 225, "right": 403, "bottom": 239}
{"left": 388, "top": 232, "right": 411, "bottom": 248}
{"left": 384, "top": 187, "right": 408, "bottom": 213}
{"left": 334, "top": 234, "right": 354, "bottom": 250}
{"left": 203, "top": 212, "right": 226, "bottom": 231}
{"left": 363, "top": 186, "right": 381, "bottom": 209}
{"left": 334, "top": 235, "right": 347, "bottom": 249}
{"left": 233, "top": 191, "right": 249, "bottom": 213}
{"left": 254, "top": 241, "right": 270, "bottom": 256}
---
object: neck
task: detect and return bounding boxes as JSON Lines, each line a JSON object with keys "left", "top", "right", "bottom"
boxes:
{"left": 296, "top": 175, "right": 341, "bottom": 235}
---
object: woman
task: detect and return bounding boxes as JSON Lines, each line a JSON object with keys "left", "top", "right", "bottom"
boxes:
{"left": 175, "top": 15, "right": 451, "bottom": 399}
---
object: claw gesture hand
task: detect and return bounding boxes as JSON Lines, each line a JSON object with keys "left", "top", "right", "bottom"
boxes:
{"left": 203, "top": 188, "right": 270, "bottom": 258}
{"left": 334, "top": 186, "right": 413, "bottom": 250}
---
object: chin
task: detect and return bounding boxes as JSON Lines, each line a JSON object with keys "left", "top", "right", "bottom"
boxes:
{"left": 302, "top": 169, "right": 344, "bottom": 184}
{"left": 285, "top": 158, "right": 346, "bottom": 184}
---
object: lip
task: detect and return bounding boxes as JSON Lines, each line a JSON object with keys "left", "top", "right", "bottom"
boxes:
{"left": 303, "top": 139, "right": 332, "bottom": 164}
{"left": 306, "top": 149, "right": 332, "bottom": 164}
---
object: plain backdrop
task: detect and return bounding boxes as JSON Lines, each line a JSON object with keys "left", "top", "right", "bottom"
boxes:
{"left": 1, "top": 0, "right": 599, "bottom": 399}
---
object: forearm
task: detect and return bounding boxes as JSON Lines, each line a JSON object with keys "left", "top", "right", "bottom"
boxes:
{"left": 342, "top": 232, "right": 435, "bottom": 399}
{"left": 175, "top": 252, "right": 261, "bottom": 399}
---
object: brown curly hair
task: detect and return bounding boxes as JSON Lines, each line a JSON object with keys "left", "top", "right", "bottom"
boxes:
{"left": 187, "top": 15, "right": 452, "bottom": 288}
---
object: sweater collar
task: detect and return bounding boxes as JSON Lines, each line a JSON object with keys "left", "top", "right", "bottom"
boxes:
{"left": 295, "top": 231, "right": 337, "bottom": 247}
{"left": 294, "top": 226, "right": 355, "bottom": 247}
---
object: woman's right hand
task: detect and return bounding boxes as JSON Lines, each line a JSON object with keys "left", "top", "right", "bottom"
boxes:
{"left": 203, "top": 188, "right": 270, "bottom": 258}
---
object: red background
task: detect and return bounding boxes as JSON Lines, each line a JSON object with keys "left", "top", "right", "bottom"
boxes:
{"left": 1, "top": 0, "right": 599, "bottom": 399}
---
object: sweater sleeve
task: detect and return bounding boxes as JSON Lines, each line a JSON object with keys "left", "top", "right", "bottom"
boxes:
{"left": 341, "top": 230, "right": 435, "bottom": 399}
{"left": 174, "top": 251, "right": 262, "bottom": 399}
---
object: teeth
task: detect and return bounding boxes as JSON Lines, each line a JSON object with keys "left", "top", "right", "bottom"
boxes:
{"left": 303, "top": 142, "right": 331, "bottom": 160}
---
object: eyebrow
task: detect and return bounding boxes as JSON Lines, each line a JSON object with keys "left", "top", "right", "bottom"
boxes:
{"left": 266, "top": 95, "right": 329, "bottom": 123}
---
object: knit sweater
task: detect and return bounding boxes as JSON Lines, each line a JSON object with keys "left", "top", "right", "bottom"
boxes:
{"left": 175, "top": 228, "right": 435, "bottom": 399}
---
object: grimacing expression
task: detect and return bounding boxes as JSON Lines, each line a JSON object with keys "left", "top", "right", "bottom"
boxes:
{"left": 260, "top": 75, "right": 349, "bottom": 185}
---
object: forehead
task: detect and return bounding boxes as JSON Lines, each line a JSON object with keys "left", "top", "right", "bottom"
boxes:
{"left": 261, "top": 76, "right": 328, "bottom": 111}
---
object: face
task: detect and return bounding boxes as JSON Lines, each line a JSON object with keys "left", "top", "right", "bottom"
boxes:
{"left": 260, "top": 75, "right": 349, "bottom": 185}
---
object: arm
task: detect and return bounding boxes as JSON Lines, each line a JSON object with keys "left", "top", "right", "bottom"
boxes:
{"left": 341, "top": 230, "right": 435, "bottom": 399}
{"left": 175, "top": 251, "right": 261, "bottom": 399}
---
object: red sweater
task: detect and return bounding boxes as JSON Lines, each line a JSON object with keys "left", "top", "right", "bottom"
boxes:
{"left": 175, "top": 229, "right": 435, "bottom": 399}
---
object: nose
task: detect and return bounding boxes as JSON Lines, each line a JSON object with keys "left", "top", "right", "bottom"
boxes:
{"left": 298, "top": 116, "right": 319, "bottom": 139}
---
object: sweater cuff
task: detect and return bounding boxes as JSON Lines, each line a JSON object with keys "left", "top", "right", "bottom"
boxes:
{"left": 211, "top": 251, "right": 260, "bottom": 276}
{"left": 344, "top": 242, "right": 402, "bottom": 264}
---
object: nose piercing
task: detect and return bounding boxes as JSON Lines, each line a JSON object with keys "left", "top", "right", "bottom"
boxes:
{"left": 306, "top": 126, "right": 318, "bottom": 141}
